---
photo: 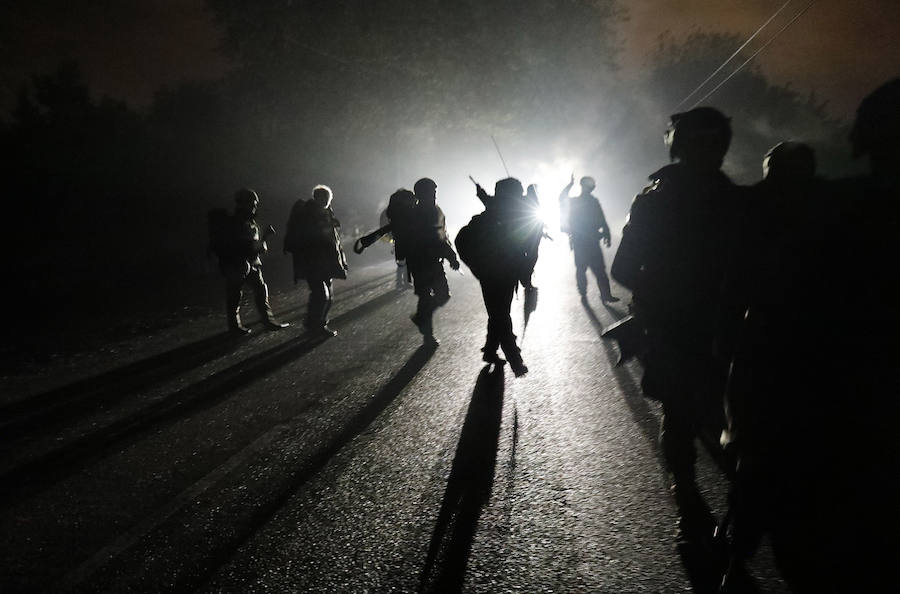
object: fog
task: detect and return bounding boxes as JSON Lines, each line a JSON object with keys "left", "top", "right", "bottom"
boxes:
{"left": 0, "top": 1, "right": 865, "bottom": 344}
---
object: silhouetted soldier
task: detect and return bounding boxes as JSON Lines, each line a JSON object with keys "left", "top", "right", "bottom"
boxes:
{"left": 788, "top": 78, "right": 900, "bottom": 593}
{"left": 522, "top": 184, "right": 544, "bottom": 292}
{"left": 353, "top": 190, "right": 418, "bottom": 289}
{"left": 611, "top": 107, "right": 741, "bottom": 538}
{"left": 456, "top": 178, "right": 536, "bottom": 377}
{"left": 284, "top": 185, "right": 348, "bottom": 337}
{"left": 719, "top": 140, "right": 833, "bottom": 590}
{"left": 407, "top": 178, "right": 460, "bottom": 346}
{"left": 559, "top": 175, "right": 619, "bottom": 304}
{"left": 384, "top": 188, "right": 418, "bottom": 288}
{"left": 219, "top": 188, "right": 289, "bottom": 334}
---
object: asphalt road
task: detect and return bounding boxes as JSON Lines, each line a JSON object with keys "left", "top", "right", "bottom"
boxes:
{"left": 0, "top": 240, "right": 790, "bottom": 593}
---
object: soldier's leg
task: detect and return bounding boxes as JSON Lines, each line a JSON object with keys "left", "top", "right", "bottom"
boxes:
{"left": 249, "top": 266, "right": 287, "bottom": 329}
{"left": 415, "top": 293, "right": 435, "bottom": 337}
{"left": 573, "top": 244, "right": 588, "bottom": 297}
{"left": 322, "top": 279, "right": 334, "bottom": 325}
{"left": 225, "top": 266, "right": 249, "bottom": 333}
{"left": 431, "top": 265, "right": 451, "bottom": 308}
{"left": 306, "top": 278, "right": 327, "bottom": 328}
{"left": 495, "top": 281, "right": 526, "bottom": 374}
{"left": 480, "top": 282, "right": 502, "bottom": 361}
{"left": 659, "top": 398, "right": 697, "bottom": 486}
{"left": 588, "top": 245, "right": 616, "bottom": 302}
{"left": 411, "top": 266, "right": 436, "bottom": 338}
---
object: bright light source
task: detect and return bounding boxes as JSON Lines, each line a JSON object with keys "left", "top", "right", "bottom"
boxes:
{"left": 526, "top": 157, "right": 581, "bottom": 232}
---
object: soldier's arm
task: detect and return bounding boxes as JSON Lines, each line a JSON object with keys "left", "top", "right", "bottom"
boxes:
{"left": 597, "top": 201, "right": 612, "bottom": 245}
{"left": 436, "top": 209, "right": 460, "bottom": 268}
{"left": 559, "top": 179, "right": 575, "bottom": 234}
{"left": 475, "top": 184, "right": 491, "bottom": 206}
{"left": 558, "top": 178, "right": 574, "bottom": 203}
{"left": 610, "top": 194, "right": 650, "bottom": 290}
{"left": 327, "top": 206, "right": 341, "bottom": 228}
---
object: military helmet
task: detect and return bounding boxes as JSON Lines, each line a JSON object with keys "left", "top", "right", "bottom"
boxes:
{"left": 413, "top": 177, "right": 437, "bottom": 197}
{"left": 386, "top": 188, "right": 416, "bottom": 220}
{"left": 763, "top": 141, "right": 816, "bottom": 181}
{"left": 494, "top": 177, "right": 524, "bottom": 199}
{"left": 579, "top": 176, "right": 596, "bottom": 192}
{"left": 234, "top": 188, "right": 259, "bottom": 206}
{"left": 850, "top": 78, "right": 900, "bottom": 158}
{"left": 665, "top": 107, "right": 732, "bottom": 161}
{"left": 312, "top": 184, "right": 333, "bottom": 207}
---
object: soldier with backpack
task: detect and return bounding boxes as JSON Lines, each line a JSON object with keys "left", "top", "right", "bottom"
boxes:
{"left": 407, "top": 178, "right": 460, "bottom": 346}
{"left": 354, "top": 181, "right": 458, "bottom": 345}
{"left": 456, "top": 177, "right": 537, "bottom": 377}
{"left": 209, "top": 188, "right": 290, "bottom": 334}
{"left": 283, "top": 185, "right": 348, "bottom": 337}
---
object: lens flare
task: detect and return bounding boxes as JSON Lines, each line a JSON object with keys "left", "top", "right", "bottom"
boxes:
{"left": 527, "top": 158, "right": 581, "bottom": 232}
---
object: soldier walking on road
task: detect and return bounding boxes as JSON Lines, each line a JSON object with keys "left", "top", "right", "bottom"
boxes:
{"left": 455, "top": 177, "right": 537, "bottom": 377}
{"left": 718, "top": 140, "right": 832, "bottom": 590}
{"left": 559, "top": 174, "right": 619, "bottom": 304}
{"left": 407, "top": 178, "right": 460, "bottom": 347}
{"left": 611, "top": 108, "right": 742, "bottom": 538}
{"left": 213, "top": 188, "right": 290, "bottom": 335}
{"left": 283, "top": 185, "right": 348, "bottom": 337}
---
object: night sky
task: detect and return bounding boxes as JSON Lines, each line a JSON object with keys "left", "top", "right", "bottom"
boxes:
{"left": 3, "top": 0, "right": 898, "bottom": 119}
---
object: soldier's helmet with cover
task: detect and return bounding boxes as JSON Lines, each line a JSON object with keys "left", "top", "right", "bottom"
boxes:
{"left": 234, "top": 188, "right": 259, "bottom": 207}
{"left": 850, "top": 77, "right": 900, "bottom": 159}
{"left": 664, "top": 106, "right": 732, "bottom": 162}
{"left": 386, "top": 188, "right": 417, "bottom": 220}
{"left": 579, "top": 176, "right": 596, "bottom": 192}
{"left": 413, "top": 177, "right": 438, "bottom": 199}
{"left": 763, "top": 141, "right": 816, "bottom": 181}
{"left": 494, "top": 177, "right": 524, "bottom": 200}
{"left": 312, "top": 184, "right": 333, "bottom": 208}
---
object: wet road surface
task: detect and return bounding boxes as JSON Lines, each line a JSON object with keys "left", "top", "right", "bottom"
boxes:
{"left": 0, "top": 241, "right": 789, "bottom": 592}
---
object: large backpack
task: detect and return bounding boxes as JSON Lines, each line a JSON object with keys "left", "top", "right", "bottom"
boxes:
{"left": 207, "top": 208, "right": 235, "bottom": 260}
{"left": 456, "top": 212, "right": 525, "bottom": 280}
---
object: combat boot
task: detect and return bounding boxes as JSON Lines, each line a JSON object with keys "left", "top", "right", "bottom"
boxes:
{"left": 228, "top": 311, "right": 251, "bottom": 335}
{"left": 264, "top": 319, "right": 290, "bottom": 330}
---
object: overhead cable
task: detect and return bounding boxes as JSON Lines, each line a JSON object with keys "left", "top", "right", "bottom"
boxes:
{"left": 690, "top": 0, "right": 816, "bottom": 108}
{"left": 672, "top": 0, "right": 794, "bottom": 111}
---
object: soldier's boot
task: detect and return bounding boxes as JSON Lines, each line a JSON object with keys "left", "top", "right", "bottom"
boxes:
{"left": 319, "top": 296, "right": 336, "bottom": 336}
{"left": 412, "top": 295, "right": 435, "bottom": 341}
{"left": 255, "top": 289, "right": 288, "bottom": 330}
{"left": 576, "top": 266, "right": 589, "bottom": 302}
{"left": 482, "top": 348, "right": 503, "bottom": 365}
{"left": 228, "top": 311, "right": 251, "bottom": 335}
{"left": 481, "top": 329, "right": 503, "bottom": 364}
{"left": 671, "top": 474, "right": 715, "bottom": 543}
{"left": 598, "top": 275, "right": 619, "bottom": 304}
{"left": 226, "top": 284, "right": 250, "bottom": 334}
{"left": 501, "top": 339, "right": 528, "bottom": 377}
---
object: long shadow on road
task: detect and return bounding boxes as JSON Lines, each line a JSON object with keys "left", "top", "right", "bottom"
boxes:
{"left": 0, "top": 272, "right": 397, "bottom": 444}
{"left": 0, "top": 332, "right": 242, "bottom": 442}
{"left": 581, "top": 301, "right": 661, "bottom": 449}
{"left": 418, "top": 365, "right": 505, "bottom": 594}
{"left": 156, "top": 343, "right": 438, "bottom": 594}
{"left": 583, "top": 301, "right": 741, "bottom": 594}
{"left": 0, "top": 287, "right": 403, "bottom": 505}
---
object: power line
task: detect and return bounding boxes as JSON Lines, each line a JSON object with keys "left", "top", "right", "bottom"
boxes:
{"left": 690, "top": 0, "right": 816, "bottom": 108}
{"left": 673, "top": 0, "right": 794, "bottom": 111}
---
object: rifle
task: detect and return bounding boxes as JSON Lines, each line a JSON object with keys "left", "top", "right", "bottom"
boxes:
{"left": 353, "top": 224, "right": 391, "bottom": 254}
{"left": 600, "top": 314, "right": 648, "bottom": 367}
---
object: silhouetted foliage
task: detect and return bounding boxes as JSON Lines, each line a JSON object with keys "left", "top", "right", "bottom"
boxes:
{"left": 642, "top": 32, "right": 854, "bottom": 182}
